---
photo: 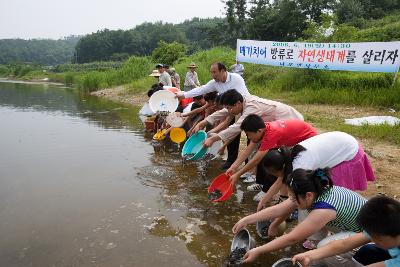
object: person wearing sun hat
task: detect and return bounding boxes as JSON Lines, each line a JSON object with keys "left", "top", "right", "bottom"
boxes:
{"left": 149, "top": 69, "right": 160, "bottom": 78}
{"left": 155, "top": 64, "right": 172, "bottom": 86}
{"left": 184, "top": 62, "right": 200, "bottom": 92}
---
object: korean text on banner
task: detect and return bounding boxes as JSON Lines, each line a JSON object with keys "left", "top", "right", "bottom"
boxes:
{"left": 236, "top": 39, "right": 400, "bottom": 73}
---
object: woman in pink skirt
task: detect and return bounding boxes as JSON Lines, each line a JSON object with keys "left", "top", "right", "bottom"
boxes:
{"left": 291, "top": 131, "right": 375, "bottom": 191}
{"left": 263, "top": 131, "right": 375, "bottom": 191}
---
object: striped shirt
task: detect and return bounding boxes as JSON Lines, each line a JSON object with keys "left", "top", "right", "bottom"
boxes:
{"left": 311, "top": 186, "right": 367, "bottom": 233}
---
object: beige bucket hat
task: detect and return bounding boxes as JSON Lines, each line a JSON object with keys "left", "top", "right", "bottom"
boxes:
{"left": 187, "top": 62, "right": 197, "bottom": 68}
{"left": 149, "top": 69, "right": 160, "bottom": 77}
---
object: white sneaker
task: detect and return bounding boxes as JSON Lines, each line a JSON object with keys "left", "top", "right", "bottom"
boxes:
{"left": 247, "top": 183, "right": 263, "bottom": 191}
{"left": 242, "top": 175, "right": 256, "bottom": 183}
{"left": 253, "top": 191, "right": 266, "bottom": 202}
{"left": 240, "top": 172, "right": 252, "bottom": 179}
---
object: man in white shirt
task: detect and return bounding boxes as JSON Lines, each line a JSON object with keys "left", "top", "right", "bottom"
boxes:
{"left": 177, "top": 62, "right": 250, "bottom": 99}
{"left": 156, "top": 64, "right": 172, "bottom": 87}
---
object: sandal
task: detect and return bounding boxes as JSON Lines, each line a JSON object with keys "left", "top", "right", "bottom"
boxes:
{"left": 302, "top": 240, "right": 317, "bottom": 250}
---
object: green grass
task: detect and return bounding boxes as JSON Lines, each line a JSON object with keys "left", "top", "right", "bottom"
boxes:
{"left": 303, "top": 111, "right": 400, "bottom": 145}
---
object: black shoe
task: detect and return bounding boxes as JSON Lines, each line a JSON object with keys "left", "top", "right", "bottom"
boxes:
{"left": 221, "top": 161, "right": 233, "bottom": 170}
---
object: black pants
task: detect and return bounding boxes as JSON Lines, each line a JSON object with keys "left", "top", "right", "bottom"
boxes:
{"left": 226, "top": 118, "right": 240, "bottom": 165}
{"left": 256, "top": 162, "right": 277, "bottom": 192}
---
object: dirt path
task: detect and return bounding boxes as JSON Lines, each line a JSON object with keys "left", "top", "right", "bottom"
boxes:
{"left": 92, "top": 87, "right": 400, "bottom": 199}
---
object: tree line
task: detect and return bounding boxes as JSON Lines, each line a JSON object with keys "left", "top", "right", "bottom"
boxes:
{"left": 74, "top": 17, "right": 230, "bottom": 63}
{"left": 0, "top": 0, "right": 399, "bottom": 65}
{"left": 0, "top": 36, "right": 80, "bottom": 65}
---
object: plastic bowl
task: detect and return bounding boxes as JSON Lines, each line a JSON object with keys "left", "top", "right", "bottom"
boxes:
{"left": 256, "top": 220, "right": 272, "bottom": 239}
{"left": 149, "top": 90, "right": 178, "bottom": 113}
{"left": 208, "top": 173, "right": 234, "bottom": 202}
{"left": 181, "top": 130, "right": 208, "bottom": 160}
{"left": 166, "top": 112, "right": 184, "bottom": 128}
{"left": 272, "top": 258, "right": 302, "bottom": 267}
{"left": 256, "top": 219, "right": 286, "bottom": 239}
{"left": 230, "top": 228, "right": 256, "bottom": 252}
{"left": 170, "top": 128, "right": 186, "bottom": 144}
{"left": 207, "top": 139, "right": 223, "bottom": 157}
{"left": 144, "top": 120, "right": 155, "bottom": 131}
{"left": 153, "top": 129, "right": 166, "bottom": 141}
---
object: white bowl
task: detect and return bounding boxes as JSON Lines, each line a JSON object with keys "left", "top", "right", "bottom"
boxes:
{"left": 166, "top": 112, "right": 184, "bottom": 127}
{"left": 207, "top": 139, "right": 223, "bottom": 157}
{"left": 149, "top": 90, "right": 179, "bottom": 113}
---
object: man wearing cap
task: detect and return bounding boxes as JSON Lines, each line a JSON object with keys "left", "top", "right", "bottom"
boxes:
{"left": 156, "top": 64, "right": 172, "bottom": 87}
{"left": 170, "top": 68, "right": 180, "bottom": 90}
{"left": 184, "top": 63, "right": 200, "bottom": 92}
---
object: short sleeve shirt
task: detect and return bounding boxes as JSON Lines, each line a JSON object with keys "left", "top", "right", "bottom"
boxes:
{"left": 363, "top": 231, "right": 400, "bottom": 267}
{"left": 259, "top": 120, "right": 317, "bottom": 151}
{"left": 292, "top": 131, "right": 359, "bottom": 171}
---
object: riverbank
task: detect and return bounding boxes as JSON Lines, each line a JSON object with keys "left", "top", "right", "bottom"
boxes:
{"left": 0, "top": 77, "right": 65, "bottom": 86}
{"left": 91, "top": 85, "right": 400, "bottom": 200}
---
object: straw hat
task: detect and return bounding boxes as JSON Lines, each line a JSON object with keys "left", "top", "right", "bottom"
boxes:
{"left": 187, "top": 62, "right": 197, "bottom": 68}
{"left": 149, "top": 69, "right": 160, "bottom": 77}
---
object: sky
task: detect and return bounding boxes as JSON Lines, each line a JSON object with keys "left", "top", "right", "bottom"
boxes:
{"left": 0, "top": 0, "right": 225, "bottom": 39}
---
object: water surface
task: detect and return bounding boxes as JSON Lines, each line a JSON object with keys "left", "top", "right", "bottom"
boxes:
{"left": 0, "top": 81, "right": 296, "bottom": 266}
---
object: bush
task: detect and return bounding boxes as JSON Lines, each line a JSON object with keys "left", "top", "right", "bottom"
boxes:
{"left": 0, "top": 65, "right": 9, "bottom": 76}
{"left": 151, "top": 41, "right": 187, "bottom": 66}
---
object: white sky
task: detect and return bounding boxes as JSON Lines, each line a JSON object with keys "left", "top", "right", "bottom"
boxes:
{"left": 0, "top": 0, "right": 225, "bottom": 39}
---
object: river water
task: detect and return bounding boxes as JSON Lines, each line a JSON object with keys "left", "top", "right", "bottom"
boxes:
{"left": 0, "top": 81, "right": 297, "bottom": 267}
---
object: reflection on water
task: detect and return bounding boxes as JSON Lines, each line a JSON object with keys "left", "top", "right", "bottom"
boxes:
{"left": 0, "top": 81, "right": 297, "bottom": 267}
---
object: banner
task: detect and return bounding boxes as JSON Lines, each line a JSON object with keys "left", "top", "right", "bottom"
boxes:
{"left": 236, "top": 39, "right": 400, "bottom": 73}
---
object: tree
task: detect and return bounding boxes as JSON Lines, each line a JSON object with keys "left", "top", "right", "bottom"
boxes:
{"left": 224, "top": 0, "right": 248, "bottom": 45}
{"left": 246, "top": 0, "right": 307, "bottom": 41}
{"left": 151, "top": 41, "right": 187, "bottom": 66}
{"left": 335, "top": 0, "right": 365, "bottom": 26}
{"left": 296, "top": 0, "right": 335, "bottom": 24}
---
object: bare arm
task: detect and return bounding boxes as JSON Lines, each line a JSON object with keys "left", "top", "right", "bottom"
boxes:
{"left": 207, "top": 115, "right": 232, "bottom": 134}
{"left": 181, "top": 103, "right": 209, "bottom": 117}
{"left": 227, "top": 141, "right": 257, "bottom": 174}
{"left": 234, "top": 149, "right": 267, "bottom": 177}
{"left": 232, "top": 199, "right": 297, "bottom": 234}
{"left": 243, "top": 209, "right": 337, "bottom": 263}
{"left": 229, "top": 149, "right": 268, "bottom": 185}
{"left": 292, "top": 232, "right": 371, "bottom": 267}
{"left": 257, "top": 177, "right": 285, "bottom": 211}
{"left": 192, "top": 119, "right": 209, "bottom": 133}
